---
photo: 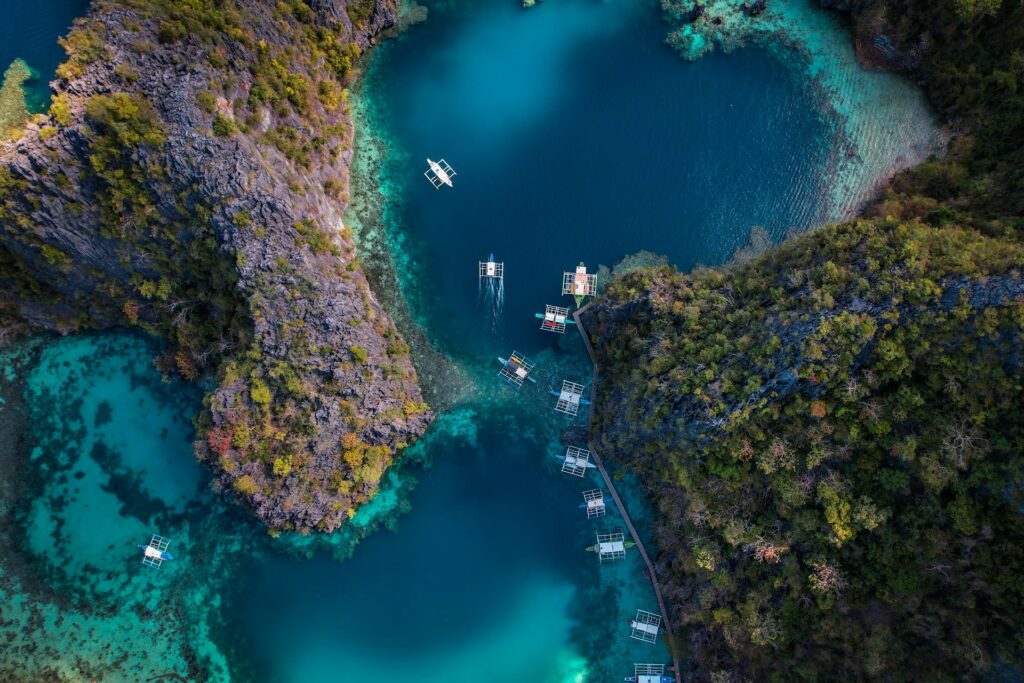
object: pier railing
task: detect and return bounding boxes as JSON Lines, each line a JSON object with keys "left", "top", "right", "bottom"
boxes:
{"left": 572, "top": 302, "right": 683, "bottom": 678}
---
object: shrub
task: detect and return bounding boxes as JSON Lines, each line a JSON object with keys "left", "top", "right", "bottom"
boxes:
{"left": 195, "top": 90, "right": 217, "bottom": 113}
{"left": 158, "top": 19, "right": 187, "bottom": 44}
{"left": 212, "top": 114, "right": 235, "bottom": 137}
{"left": 113, "top": 63, "right": 138, "bottom": 84}
{"left": 250, "top": 377, "right": 272, "bottom": 405}
{"left": 49, "top": 94, "right": 72, "bottom": 126}
{"left": 40, "top": 244, "right": 70, "bottom": 268}
{"left": 56, "top": 24, "right": 108, "bottom": 80}
{"left": 346, "top": 0, "right": 376, "bottom": 27}
{"left": 272, "top": 456, "right": 292, "bottom": 478}
{"left": 233, "top": 475, "right": 259, "bottom": 495}
{"left": 349, "top": 345, "right": 368, "bottom": 364}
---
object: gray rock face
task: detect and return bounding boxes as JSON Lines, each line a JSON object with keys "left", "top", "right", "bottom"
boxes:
{"left": 0, "top": 0, "right": 432, "bottom": 532}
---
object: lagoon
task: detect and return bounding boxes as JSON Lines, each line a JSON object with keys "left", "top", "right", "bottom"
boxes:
{"left": 0, "top": 0, "right": 943, "bottom": 680}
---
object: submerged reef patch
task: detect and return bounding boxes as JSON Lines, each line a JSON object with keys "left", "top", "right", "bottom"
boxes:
{"left": 0, "top": 59, "right": 34, "bottom": 139}
{"left": 661, "top": 0, "right": 947, "bottom": 220}
{"left": 0, "top": 333, "right": 244, "bottom": 680}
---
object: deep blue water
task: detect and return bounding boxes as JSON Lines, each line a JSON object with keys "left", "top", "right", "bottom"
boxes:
{"left": 0, "top": 0, "right": 937, "bottom": 681}
{"left": 0, "top": 0, "right": 89, "bottom": 109}
{"left": 233, "top": 2, "right": 837, "bottom": 678}
{"left": 359, "top": 0, "right": 830, "bottom": 356}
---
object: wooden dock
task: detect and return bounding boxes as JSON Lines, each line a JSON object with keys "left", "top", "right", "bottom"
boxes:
{"left": 572, "top": 302, "right": 683, "bottom": 678}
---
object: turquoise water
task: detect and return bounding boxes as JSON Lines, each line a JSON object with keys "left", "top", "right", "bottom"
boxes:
{"left": 0, "top": 0, "right": 944, "bottom": 680}
{"left": 0, "top": 0, "right": 89, "bottom": 110}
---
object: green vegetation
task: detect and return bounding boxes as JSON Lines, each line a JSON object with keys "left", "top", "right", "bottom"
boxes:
{"left": 349, "top": 344, "right": 368, "bottom": 364}
{"left": 84, "top": 93, "right": 166, "bottom": 226}
{"left": 863, "top": 0, "right": 1023, "bottom": 233}
{"left": 195, "top": 90, "right": 217, "bottom": 113}
{"left": 591, "top": 222, "right": 1024, "bottom": 681}
{"left": 55, "top": 21, "right": 108, "bottom": 81}
{"left": 346, "top": 0, "right": 377, "bottom": 28}
{"left": 249, "top": 377, "right": 272, "bottom": 405}
{"left": 49, "top": 94, "right": 72, "bottom": 126}
{"left": 211, "top": 113, "right": 235, "bottom": 137}
{"left": 233, "top": 474, "right": 259, "bottom": 495}
{"left": 0, "top": 60, "right": 33, "bottom": 140}
{"left": 294, "top": 219, "right": 340, "bottom": 255}
{"left": 589, "top": 2, "right": 1024, "bottom": 679}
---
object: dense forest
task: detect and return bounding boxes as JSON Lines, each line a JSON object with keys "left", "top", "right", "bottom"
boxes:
{"left": 861, "top": 0, "right": 1023, "bottom": 232}
{"left": 587, "top": 0, "right": 1024, "bottom": 679}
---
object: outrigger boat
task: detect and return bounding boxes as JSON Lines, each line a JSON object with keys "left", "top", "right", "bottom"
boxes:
{"left": 534, "top": 312, "right": 576, "bottom": 323}
{"left": 625, "top": 674, "right": 675, "bottom": 683}
{"left": 138, "top": 534, "right": 174, "bottom": 569}
{"left": 535, "top": 305, "right": 575, "bottom": 334}
{"left": 549, "top": 388, "right": 590, "bottom": 405}
{"left": 497, "top": 352, "right": 537, "bottom": 387}
{"left": 587, "top": 540, "right": 636, "bottom": 553}
{"left": 553, "top": 451, "right": 595, "bottom": 469}
{"left": 498, "top": 357, "right": 537, "bottom": 383}
{"left": 480, "top": 253, "right": 503, "bottom": 281}
{"left": 424, "top": 158, "right": 455, "bottom": 189}
{"left": 625, "top": 663, "right": 675, "bottom": 682}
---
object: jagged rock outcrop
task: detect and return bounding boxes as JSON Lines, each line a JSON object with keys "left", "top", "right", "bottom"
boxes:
{"left": 0, "top": 0, "right": 431, "bottom": 532}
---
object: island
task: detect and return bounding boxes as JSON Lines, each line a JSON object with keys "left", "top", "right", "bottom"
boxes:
{"left": 0, "top": 0, "right": 431, "bottom": 533}
{"left": 0, "top": 0, "right": 1021, "bottom": 679}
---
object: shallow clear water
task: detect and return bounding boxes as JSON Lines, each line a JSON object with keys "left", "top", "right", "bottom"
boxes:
{"left": 0, "top": 0, "right": 944, "bottom": 680}
{"left": 0, "top": 0, "right": 89, "bottom": 110}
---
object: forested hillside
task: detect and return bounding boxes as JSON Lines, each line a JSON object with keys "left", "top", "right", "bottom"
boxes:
{"left": 588, "top": 221, "right": 1024, "bottom": 680}
{"left": 858, "top": 0, "right": 1023, "bottom": 229}
{"left": 587, "top": 0, "right": 1024, "bottom": 679}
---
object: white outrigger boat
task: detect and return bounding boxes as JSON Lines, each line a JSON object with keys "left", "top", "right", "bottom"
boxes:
{"left": 424, "top": 158, "right": 456, "bottom": 189}
{"left": 548, "top": 388, "right": 590, "bottom": 405}
{"left": 479, "top": 253, "right": 503, "bottom": 281}
{"left": 553, "top": 450, "right": 595, "bottom": 469}
{"left": 625, "top": 664, "right": 675, "bottom": 683}
{"left": 138, "top": 534, "right": 174, "bottom": 570}
{"left": 497, "top": 352, "right": 536, "bottom": 388}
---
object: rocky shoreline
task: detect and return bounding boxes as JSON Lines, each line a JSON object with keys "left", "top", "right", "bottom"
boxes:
{"left": 0, "top": 0, "right": 431, "bottom": 532}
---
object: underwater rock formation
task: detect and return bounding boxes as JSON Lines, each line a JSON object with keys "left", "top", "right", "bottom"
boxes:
{"left": 0, "top": 0, "right": 431, "bottom": 532}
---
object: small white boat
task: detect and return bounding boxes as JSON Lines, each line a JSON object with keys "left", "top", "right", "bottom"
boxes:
{"left": 424, "top": 158, "right": 455, "bottom": 188}
{"left": 554, "top": 452, "right": 595, "bottom": 468}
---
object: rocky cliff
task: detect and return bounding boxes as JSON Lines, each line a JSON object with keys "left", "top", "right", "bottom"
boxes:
{"left": 0, "top": 0, "right": 431, "bottom": 532}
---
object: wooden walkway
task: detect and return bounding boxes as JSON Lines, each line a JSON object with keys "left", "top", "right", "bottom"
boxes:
{"left": 572, "top": 303, "right": 683, "bottom": 678}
